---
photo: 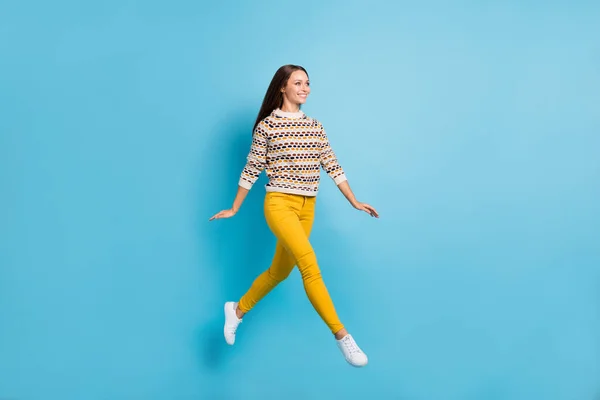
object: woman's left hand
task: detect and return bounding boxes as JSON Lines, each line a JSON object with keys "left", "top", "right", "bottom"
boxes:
{"left": 353, "top": 201, "right": 379, "bottom": 218}
{"left": 209, "top": 208, "right": 237, "bottom": 221}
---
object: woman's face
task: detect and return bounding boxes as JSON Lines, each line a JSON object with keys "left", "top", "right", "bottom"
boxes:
{"left": 282, "top": 69, "right": 311, "bottom": 106}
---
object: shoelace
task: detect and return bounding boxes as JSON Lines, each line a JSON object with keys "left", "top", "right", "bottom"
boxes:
{"left": 226, "top": 319, "right": 241, "bottom": 334}
{"left": 341, "top": 336, "right": 361, "bottom": 355}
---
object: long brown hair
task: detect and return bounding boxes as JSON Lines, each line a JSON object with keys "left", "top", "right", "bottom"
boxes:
{"left": 252, "top": 64, "right": 308, "bottom": 134}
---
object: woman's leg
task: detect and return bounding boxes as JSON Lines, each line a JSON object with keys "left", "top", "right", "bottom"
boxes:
{"left": 224, "top": 192, "right": 368, "bottom": 367}
{"left": 237, "top": 241, "right": 297, "bottom": 314}
{"left": 237, "top": 194, "right": 317, "bottom": 314}
{"left": 223, "top": 193, "right": 315, "bottom": 345}
{"left": 263, "top": 193, "right": 344, "bottom": 335}
{"left": 262, "top": 193, "right": 368, "bottom": 368}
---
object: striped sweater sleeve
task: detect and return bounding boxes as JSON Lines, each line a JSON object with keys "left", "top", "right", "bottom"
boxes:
{"left": 319, "top": 124, "right": 347, "bottom": 185}
{"left": 238, "top": 121, "right": 268, "bottom": 189}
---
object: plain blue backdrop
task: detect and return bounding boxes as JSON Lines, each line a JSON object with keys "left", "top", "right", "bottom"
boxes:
{"left": 1, "top": 0, "right": 599, "bottom": 399}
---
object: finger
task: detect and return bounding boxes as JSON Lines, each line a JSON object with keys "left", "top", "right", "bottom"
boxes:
{"left": 209, "top": 212, "right": 223, "bottom": 221}
{"left": 364, "top": 206, "right": 379, "bottom": 218}
{"left": 365, "top": 204, "right": 378, "bottom": 215}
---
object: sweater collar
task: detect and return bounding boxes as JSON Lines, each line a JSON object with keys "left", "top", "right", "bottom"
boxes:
{"left": 273, "top": 108, "right": 305, "bottom": 119}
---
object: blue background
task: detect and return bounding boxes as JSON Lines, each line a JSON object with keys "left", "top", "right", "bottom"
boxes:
{"left": 1, "top": 1, "right": 599, "bottom": 399}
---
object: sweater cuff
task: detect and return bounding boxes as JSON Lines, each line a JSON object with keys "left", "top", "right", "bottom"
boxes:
{"left": 238, "top": 178, "right": 253, "bottom": 190}
{"left": 334, "top": 173, "right": 347, "bottom": 185}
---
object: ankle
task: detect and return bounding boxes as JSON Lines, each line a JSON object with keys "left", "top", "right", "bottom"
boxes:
{"left": 334, "top": 328, "right": 348, "bottom": 340}
{"left": 235, "top": 305, "right": 245, "bottom": 319}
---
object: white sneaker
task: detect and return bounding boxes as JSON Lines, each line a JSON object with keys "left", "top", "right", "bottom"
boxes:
{"left": 336, "top": 334, "right": 368, "bottom": 367}
{"left": 223, "top": 301, "right": 242, "bottom": 345}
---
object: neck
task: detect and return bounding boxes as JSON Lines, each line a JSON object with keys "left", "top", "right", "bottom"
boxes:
{"left": 280, "top": 101, "right": 300, "bottom": 113}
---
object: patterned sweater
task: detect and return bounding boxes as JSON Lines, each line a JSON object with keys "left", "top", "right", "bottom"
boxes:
{"left": 238, "top": 108, "right": 347, "bottom": 196}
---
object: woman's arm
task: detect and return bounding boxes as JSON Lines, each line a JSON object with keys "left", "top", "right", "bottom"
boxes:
{"left": 336, "top": 180, "right": 358, "bottom": 207}
{"left": 209, "top": 123, "right": 268, "bottom": 221}
{"left": 209, "top": 185, "right": 249, "bottom": 221}
{"left": 231, "top": 186, "right": 249, "bottom": 213}
{"left": 319, "top": 123, "right": 379, "bottom": 218}
{"left": 337, "top": 180, "right": 379, "bottom": 218}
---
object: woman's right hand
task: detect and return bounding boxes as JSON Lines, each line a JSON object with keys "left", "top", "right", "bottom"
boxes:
{"left": 209, "top": 208, "right": 237, "bottom": 221}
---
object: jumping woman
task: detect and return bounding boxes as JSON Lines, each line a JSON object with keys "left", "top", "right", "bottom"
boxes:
{"left": 209, "top": 64, "right": 379, "bottom": 367}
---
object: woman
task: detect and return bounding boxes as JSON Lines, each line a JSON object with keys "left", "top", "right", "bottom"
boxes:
{"left": 209, "top": 64, "right": 379, "bottom": 367}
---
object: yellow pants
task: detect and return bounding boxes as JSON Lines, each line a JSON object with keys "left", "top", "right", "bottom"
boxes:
{"left": 238, "top": 192, "right": 344, "bottom": 335}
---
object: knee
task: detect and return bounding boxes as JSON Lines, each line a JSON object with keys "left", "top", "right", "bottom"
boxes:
{"left": 296, "top": 249, "right": 317, "bottom": 268}
{"left": 268, "top": 268, "right": 292, "bottom": 283}
{"left": 301, "top": 268, "right": 321, "bottom": 284}
{"left": 296, "top": 253, "right": 321, "bottom": 283}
